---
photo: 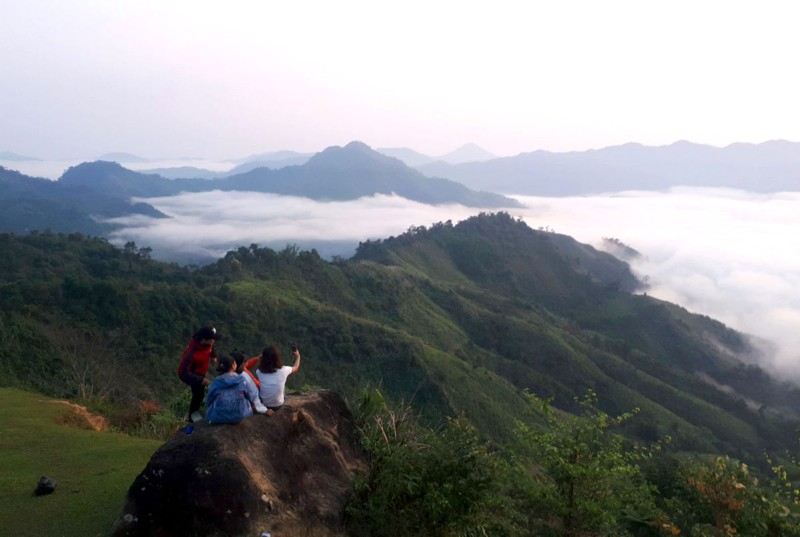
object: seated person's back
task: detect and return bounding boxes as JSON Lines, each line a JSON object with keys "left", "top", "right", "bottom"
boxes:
{"left": 256, "top": 345, "right": 301, "bottom": 410}
{"left": 206, "top": 355, "right": 257, "bottom": 424}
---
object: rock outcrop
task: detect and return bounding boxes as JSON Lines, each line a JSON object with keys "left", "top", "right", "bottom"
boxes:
{"left": 111, "top": 391, "right": 365, "bottom": 537}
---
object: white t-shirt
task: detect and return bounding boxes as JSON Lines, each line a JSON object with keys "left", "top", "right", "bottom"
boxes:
{"left": 256, "top": 366, "right": 293, "bottom": 407}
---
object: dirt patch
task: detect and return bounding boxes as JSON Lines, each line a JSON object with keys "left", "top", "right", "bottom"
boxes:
{"left": 48, "top": 400, "right": 108, "bottom": 431}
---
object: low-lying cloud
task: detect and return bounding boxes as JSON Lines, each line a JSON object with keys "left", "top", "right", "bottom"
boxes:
{"left": 515, "top": 188, "right": 800, "bottom": 379}
{"left": 107, "top": 187, "right": 800, "bottom": 379}
{"left": 107, "top": 191, "right": 481, "bottom": 260}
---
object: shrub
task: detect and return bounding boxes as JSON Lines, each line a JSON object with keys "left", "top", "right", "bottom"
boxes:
{"left": 346, "top": 389, "right": 499, "bottom": 537}
{"left": 515, "top": 390, "right": 665, "bottom": 536}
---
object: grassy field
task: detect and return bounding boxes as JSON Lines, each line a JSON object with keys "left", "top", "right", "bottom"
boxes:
{"left": 0, "top": 388, "right": 160, "bottom": 537}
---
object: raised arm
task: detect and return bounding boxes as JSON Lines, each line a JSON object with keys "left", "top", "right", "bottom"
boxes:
{"left": 291, "top": 350, "right": 301, "bottom": 373}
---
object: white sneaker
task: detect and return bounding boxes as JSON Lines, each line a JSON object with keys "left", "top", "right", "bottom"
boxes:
{"left": 190, "top": 411, "right": 204, "bottom": 423}
{"left": 254, "top": 401, "right": 268, "bottom": 414}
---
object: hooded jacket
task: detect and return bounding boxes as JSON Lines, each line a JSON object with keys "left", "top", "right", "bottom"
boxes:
{"left": 205, "top": 373, "right": 256, "bottom": 424}
{"left": 178, "top": 339, "right": 217, "bottom": 386}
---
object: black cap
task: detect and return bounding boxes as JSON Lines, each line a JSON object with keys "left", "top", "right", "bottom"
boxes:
{"left": 195, "top": 326, "right": 221, "bottom": 341}
{"left": 216, "top": 355, "right": 235, "bottom": 373}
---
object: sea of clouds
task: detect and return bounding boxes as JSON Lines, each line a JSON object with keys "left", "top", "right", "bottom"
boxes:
{"left": 106, "top": 187, "right": 800, "bottom": 379}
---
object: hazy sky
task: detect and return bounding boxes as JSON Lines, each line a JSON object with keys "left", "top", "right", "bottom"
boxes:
{"left": 3, "top": 1, "right": 800, "bottom": 159}
{"left": 107, "top": 188, "right": 800, "bottom": 378}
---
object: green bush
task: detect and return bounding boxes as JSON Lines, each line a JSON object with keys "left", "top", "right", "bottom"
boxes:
{"left": 515, "top": 390, "right": 665, "bottom": 536}
{"left": 346, "top": 390, "right": 499, "bottom": 536}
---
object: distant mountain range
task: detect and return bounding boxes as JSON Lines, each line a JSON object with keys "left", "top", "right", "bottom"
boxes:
{"left": 8, "top": 138, "right": 800, "bottom": 240}
{"left": 140, "top": 157, "right": 312, "bottom": 179}
{"left": 136, "top": 166, "right": 223, "bottom": 180}
{"left": 418, "top": 140, "right": 800, "bottom": 195}
{"left": 0, "top": 151, "right": 40, "bottom": 161}
{"left": 97, "top": 152, "right": 152, "bottom": 163}
{"left": 138, "top": 144, "right": 498, "bottom": 178}
{"left": 230, "top": 149, "right": 314, "bottom": 164}
{"left": 0, "top": 142, "right": 519, "bottom": 237}
{"left": 137, "top": 139, "right": 800, "bottom": 195}
{"left": 0, "top": 166, "right": 166, "bottom": 235}
{"left": 377, "top": 143, "right": 497, "bottom": 167}
{"left": 214, "top": 141, "right": 515, "bottom": 206}
{"left": 60, "top": 142, "right": 518, "bottom": 207}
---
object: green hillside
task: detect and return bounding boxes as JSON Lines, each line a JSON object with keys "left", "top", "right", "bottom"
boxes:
{"left": 0, "top": 388, "right": 160, "bottom": 537}
{"left": 1, "top": 214, "right": 799, "bottom": 460}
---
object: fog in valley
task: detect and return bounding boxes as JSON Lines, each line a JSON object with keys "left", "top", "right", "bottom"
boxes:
{"left": 104, "top": 187, "right": 800, "bottom": 380}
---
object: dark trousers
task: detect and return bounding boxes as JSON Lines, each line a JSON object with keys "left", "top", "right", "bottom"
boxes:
{"left": 189, "top": 383, "right": 205, "bottom": 415}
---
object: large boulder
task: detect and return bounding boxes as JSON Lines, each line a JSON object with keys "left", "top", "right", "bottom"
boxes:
{"left": 111, "top": 391, "right": 365, "bottom": 537}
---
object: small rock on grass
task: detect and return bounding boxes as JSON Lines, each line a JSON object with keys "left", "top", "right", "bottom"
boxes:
{"left": 34, "top": 476, "right": 57, "bottom": 496}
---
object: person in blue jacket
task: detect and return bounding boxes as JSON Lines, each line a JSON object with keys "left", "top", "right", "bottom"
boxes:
{"left": 231, "top": 350, "right": 271, "bottom": 416}
{"left": 205, "top": 355, "right": 261, "bottom": 424}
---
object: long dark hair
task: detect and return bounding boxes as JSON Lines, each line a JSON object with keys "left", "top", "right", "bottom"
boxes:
{"left": 231, "top": 350, "right": 247, "bottom": 375}
{"left": 258, "top": 346, "right": 282, "bottom": 374}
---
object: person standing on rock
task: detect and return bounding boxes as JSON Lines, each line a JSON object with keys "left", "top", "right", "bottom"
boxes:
{"left": 205, "top": 355, "right": 263, "bottom": 424}
{"left": 177, "top": 326, "right": 220, "bottom": 423}
{"left": 256, "top": 344, "right": 301, "bottom": 412}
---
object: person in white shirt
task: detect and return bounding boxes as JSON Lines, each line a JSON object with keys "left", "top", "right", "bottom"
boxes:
{"left": 255, "top": 344, "right": 301, "bottom": 412}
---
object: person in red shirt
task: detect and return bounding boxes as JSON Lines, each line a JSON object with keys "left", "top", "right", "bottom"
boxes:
{"left": 177, "top": 326, "right": 221, "bottom": 422}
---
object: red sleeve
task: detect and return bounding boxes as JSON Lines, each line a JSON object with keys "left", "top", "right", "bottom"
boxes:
{"left": 244, "top": 357, "right": 260, "bottom": 388}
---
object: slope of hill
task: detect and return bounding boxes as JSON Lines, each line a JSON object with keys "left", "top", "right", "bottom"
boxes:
{"left": 0, "top": 166, "right": 165, "bottom": 235}
{"left": 376, "top": 147, "right": 436, "bottom": 167}
{"left": 232, "top": 149, "right": 314, "bottom": 164}
{"left": 438, "top": 142, "right": 496, "bottom": 164}
{"left": 0, "top": 388, "right": 160, "bottom": 537}
{"left": 0, "top": 142, "right": 519, "bottom": 237}
{"left": 137, "top": 165, "right": 224, "bottom": 179}
{"left": 377, "top": 144, "right": 496, "bottom": 166}
{"left": 418, "top": 140, "right": 800, "bottom": 195}
{"left": 97, "top": 152, "right": 150, "bottom": 163}
{"left": 222, "top": 141, "right": 520, "bottom": 207}
{"left": 60, "top": 161, "right": 176, "bottom": 197}
{"left": 2, "top": 213, "right": 798, "bottom": 461}
{"left": 54, "top": 143, "right": 519, "bottom": 208}
{"left": 225, "top": 155, "right": 311, "bottom": 174}
{"left": 0, "top": 150, "right": 40, "bottom": 161}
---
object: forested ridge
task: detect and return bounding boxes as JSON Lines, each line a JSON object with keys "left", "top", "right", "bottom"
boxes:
{"left": 4, "top": 213, "right": 800, "bottom": 534}
{"left": 2, "top": 213, "right": 799, "bottom": 450}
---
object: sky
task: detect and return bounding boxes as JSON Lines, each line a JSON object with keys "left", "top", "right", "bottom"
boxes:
{"left": 3, "top": 1, "right": 800, "bottom": 159}
{"left": 105, "top": 188, "right": 800, "bottom": 380}
{"left": 4, "top": 1, "right": 800, "bottom": 377}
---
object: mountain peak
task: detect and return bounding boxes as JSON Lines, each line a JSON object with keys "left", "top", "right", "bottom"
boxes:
{"left": 306, "top": 141, "right": 407, "bottom": 171}
{"left": 344, "top": 140, "right": 372, "bottom": 151}
{"left": 59, "top": 161, "right": 175, "bottom": 198}
{"left": 438, "top": 143, "right": 496, "bottom": 164}
{"left": 60, "top": 160, "right": 129, "bottom": 181}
